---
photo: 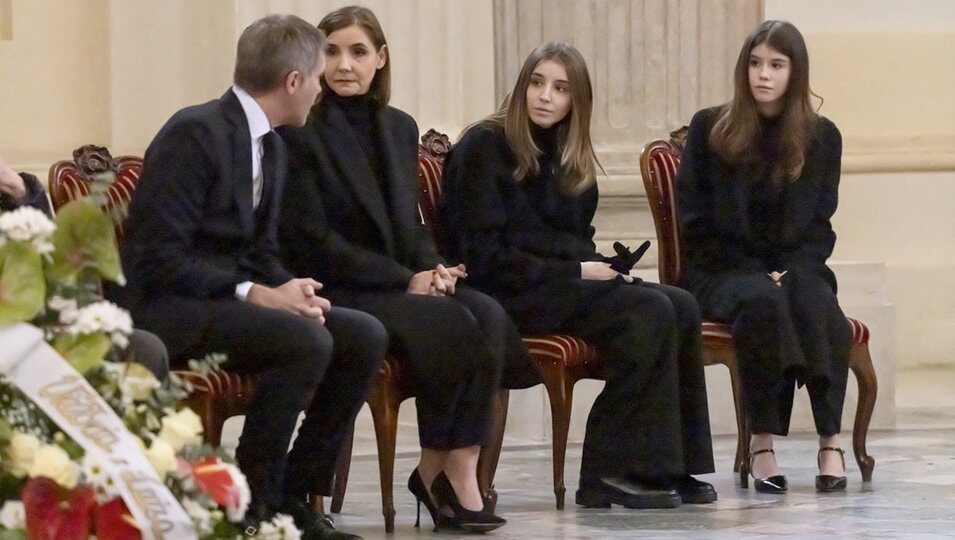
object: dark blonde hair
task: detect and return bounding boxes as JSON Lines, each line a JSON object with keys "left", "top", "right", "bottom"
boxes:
{"left": 471, "top": 42, "right": 600, "bottom": 195}
{"left": 317, "top": 5, "right": 391, "bottom": 105}
{"left": 709, "top": 20, "right": 819, "bottom": 183}
{"left": 234, "top": 14, "right": 326, "bottom": 95}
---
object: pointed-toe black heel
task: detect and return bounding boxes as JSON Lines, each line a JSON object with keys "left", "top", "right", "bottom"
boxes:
{"left": 749, "top": 448, "right": 788, "bottom": 494}
{"left": 431, "top": 473, "right": 506, "bottom": 533}
{"left": 408, "top": 468, "right": 456, "bottom": 532}
{"left": 816, "top": 447, "right": 848, "bottom": 492}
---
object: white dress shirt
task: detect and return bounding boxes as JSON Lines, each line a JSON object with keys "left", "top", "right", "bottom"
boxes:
{"left": 231, "top": 85, "right": 273, "bottom": 301}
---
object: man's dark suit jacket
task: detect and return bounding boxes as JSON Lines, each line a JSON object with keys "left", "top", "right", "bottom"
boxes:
{"left": 278, "top": 101, "right": 442, "bottom": 291}
{"left": 0, "top": 172, "right": 51, "bottom": 215}
{"left": 122, "top": 89, "right": 293, "bottom": 353}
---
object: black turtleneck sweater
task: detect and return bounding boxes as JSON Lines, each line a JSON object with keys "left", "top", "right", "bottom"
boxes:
{"left": 323, "top": 90, "right": 389, "bottom": 196}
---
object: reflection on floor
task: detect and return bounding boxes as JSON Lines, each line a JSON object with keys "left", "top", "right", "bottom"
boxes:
{"left": 220, "top": 367, "right": 955, "bottom": 539}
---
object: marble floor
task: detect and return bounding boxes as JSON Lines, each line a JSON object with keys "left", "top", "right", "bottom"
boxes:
{"left": 223, "top": 367, "right": 955, "bottom": 539}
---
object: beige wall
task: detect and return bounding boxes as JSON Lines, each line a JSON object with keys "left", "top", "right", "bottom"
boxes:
{"left": 765, "top": 0, "right": 955, "bottom": 369}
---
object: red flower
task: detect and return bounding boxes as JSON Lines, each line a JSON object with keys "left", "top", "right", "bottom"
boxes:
{"left": 21, "top": 476, "right": 95, "bottom": 540}
{"left": 95, "top": 498, "right": 143, "bottom": 540}
{"left": 191, "top": 456, "right": 250, "bottom": 521}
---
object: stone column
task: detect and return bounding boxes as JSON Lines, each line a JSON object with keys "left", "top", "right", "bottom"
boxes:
{"left": 493, "top": 0, "right": 762, "bottom": 259}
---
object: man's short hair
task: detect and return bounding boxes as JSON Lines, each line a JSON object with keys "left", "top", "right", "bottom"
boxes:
{"left": 234, "top": 14, "right": 326, "bottom": 95}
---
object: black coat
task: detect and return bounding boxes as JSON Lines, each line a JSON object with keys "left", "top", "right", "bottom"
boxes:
{"left": 121, "top": 89, "right": 293, "bottom": 351}
{"left": 440, "top": 123, "right": 612, "bottom": 332}
{"left": 280, "top": 101, "right": 539, "bottom": 390}
{"left": 676, "top": 106, "right": 843, "bottom": 293}
{"left": 279, "top": 101, "right": 441, "bottom": 290}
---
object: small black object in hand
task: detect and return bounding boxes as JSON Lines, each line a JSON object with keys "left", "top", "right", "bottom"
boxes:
{"left": 605, "top": 241, "right": 651, "bottom": 273}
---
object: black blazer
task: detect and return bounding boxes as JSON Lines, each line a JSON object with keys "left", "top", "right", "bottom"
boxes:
{"left": 0, "top": 172, "right": 51, "bottom": 216}
{"left": 676, "top": 107, "right": 842, "bottom": 290}
{"left": 279, "top": 100, "right": 442, "bottom": 291}
{"left": 122, "top": 89, "right": 293, "bottom": 303}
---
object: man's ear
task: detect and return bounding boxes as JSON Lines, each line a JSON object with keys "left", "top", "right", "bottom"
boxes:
{"left": 285, "top": 70, "right": 300, "bottom": 94}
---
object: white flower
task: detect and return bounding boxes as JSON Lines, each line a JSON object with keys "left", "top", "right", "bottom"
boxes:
{"left": 8, "top": 431, "right": 41, "bottom": 477}
{"left": 223, "top": 462, "right": 251, "bottom": 523}
{"left": 48, "top": 295, "right": 79, "bottom": 325}
{"left": 181, "top": 497, "right": 213, "bottom": 536}
{"left": 28, "top": 444, "right": 80, "bottom": 489}
{"left": 67, "top": 301, "right": 133, "bottom": 348}
{"left": 271, "top": 513, "right": 301, "bottom": 540}
{"left": 144, "top": 438, "right": 177, "bottom": 478}
{"left": 0, "top": 206, "right": 55, "bottom": 253}
{"left": 158, "top": 408, "right": 203, "bottom": 452}
{"left": 0, "top": 500, "right": 25, "bottom": 530}
{"left": 120, "top": 362, "right": 161, "bottom": 401}
{"left": 81, "top": 453, "right": 121, "bottom": 503}
{"left": 253, "top": 513, "right": 302, "bottom": 539}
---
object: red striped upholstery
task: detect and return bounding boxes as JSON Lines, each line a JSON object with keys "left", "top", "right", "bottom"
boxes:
{"left": 172, "top": 369, "right": 258, "bottom": 399}
{"left": 703, "top": 318, "right": 870, "bottom": 346}
{"left": 522, "top": 334, "right": 599, "bottom": 368}
{"left": 48, "top": 155, "right": 143, "bottom": 243}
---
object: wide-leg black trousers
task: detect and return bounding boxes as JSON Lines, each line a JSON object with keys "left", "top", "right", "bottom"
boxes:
{"left": 691, "top": 269, "right": 851, "bottom": 436}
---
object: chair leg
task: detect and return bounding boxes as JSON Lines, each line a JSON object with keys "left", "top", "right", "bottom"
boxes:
{"left": 849, "top": 344, "right": 878, "bottom": 482}
{"left": 330, "top": 426, "right": 354, "bottom": 513}
{"left": 725, "top": 358, "right": 750, "bottom": 486}
{"left": 187, "top": 395, "right": 226, "bottom": 447}
{"left": 367, "top": 387, "right": 402, "bottom": 534}
{"left": 477, "top": 389, "right": 509, "bottom": 513}
{"left": 540, "top": 365, "right": 574, "bottom": 510}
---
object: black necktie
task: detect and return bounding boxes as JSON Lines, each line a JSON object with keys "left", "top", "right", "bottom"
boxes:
{"left": 258, "top": 131, "right": 278, "bottom": 212}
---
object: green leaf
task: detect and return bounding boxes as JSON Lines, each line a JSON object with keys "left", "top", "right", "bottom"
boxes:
{"left": 49, "top": 199, "right": 125, "bottom": 286}
{"left": 0, "top": 242, "right": 45, "bottom": 325}
{"left": 51, "top": 332, "right": 111, "bottom": 373}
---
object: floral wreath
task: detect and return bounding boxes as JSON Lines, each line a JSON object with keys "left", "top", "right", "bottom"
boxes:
{"left": 0, "top": 198, "right": 301, "bottom": 539}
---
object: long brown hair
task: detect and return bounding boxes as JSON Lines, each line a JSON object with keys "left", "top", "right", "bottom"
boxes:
{"left": 317, "top": 5, "right": 391, "bottom": 105}
{"left": 468, "top": 42, "right": 600, "bottom": 195}
{"left": 709, "top": 20, "right": 819, "bottom": 183}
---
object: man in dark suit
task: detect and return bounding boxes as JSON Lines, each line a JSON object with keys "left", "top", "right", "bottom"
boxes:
{"left": 121, "top": 15, "right": 385, "bottom": 539}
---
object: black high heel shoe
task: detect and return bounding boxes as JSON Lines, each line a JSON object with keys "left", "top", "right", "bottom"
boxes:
{"left": 431, "top": 473, "right": 506, "bottom": 533}
{"left": 749, "top": 448, "right": 788, "bottom": 494}
{"left": 408, "top": 468, "right": 457, "bottom": 531}
{"left": 816, "top": 447, "right": 848, "bottom": 492}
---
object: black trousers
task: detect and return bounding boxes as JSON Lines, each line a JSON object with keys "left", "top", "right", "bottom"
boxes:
{"left": 135, "top": 298, "right": 386, "bottom": 511}
{"left": 326, "top": 286, "right": 504, "bottom": 450}
{"left": 692, "top": 268, "right": 851, "bottom": 436}
{"left": 520, "top": 281, "right": 714, "bottom": 480}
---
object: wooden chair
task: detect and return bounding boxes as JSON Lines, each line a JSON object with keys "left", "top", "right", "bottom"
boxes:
{"left": 48, "top": 144, "right": 261, "bottom": 447}
{"left": 639, "top": 128, "right": 877, "bottom": 485}
{"left": 416, "top": 129, "right": 606, "bottom": 511}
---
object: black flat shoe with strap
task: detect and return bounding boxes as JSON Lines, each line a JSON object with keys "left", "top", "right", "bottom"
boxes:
{"left": 749, "top": 448, "right": 788, "bottom": 494}
{"left": 816, "top": 447, "right": 848, "bottom": 492}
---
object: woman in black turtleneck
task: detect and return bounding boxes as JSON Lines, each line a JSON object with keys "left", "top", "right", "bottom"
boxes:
{"left": 279, "top": 6, "right": 532, "bottom": 533}
{"left": 440, "top": 43, "right": 716, "bottom": 511}
{"left": 677, "top": 21, "right": 850, "bottom": 494}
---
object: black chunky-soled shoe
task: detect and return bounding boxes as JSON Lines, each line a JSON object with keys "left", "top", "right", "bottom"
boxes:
{"left": 576, "top": 476, "right": 682, "bottom": 509}
{"left": 675, "top": 475, "right": 717, "bottom": 504}
{"left": 749, "top": 448, "right": 788, "bottom": 494}
{"left": 408, "top": 468, "right": 459, "bottom": 531}
{"left": 431, "top": 473, "right": 506, "bottom": 533}
{"left": 279, "top": 497, "right": 362, "bottom": 540}
{"left": 815, "top": 447, "right": 848, "bottom": 492}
